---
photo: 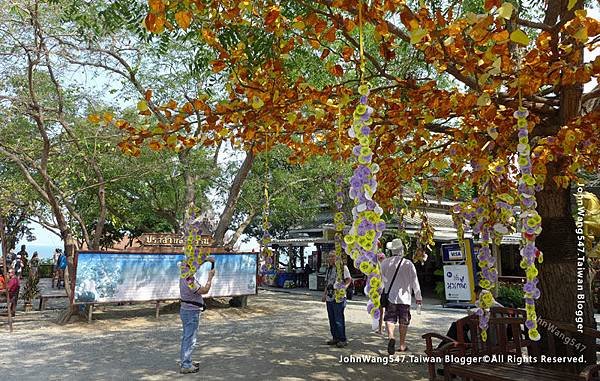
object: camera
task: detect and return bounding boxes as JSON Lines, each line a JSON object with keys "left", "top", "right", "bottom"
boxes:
{"left": 326, "top": 284, "right": 334, "bottom": 298}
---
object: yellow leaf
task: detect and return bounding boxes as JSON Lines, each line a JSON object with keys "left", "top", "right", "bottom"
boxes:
{"left": 567, "top": 0, "right": 577, "bottom": 10}
{"left": 339, "top": 94, "right": 351, "bottom": 107}
{"left": 510, "top": 29, "right": 530, "bottom": 46}
{"left": 292, "top": 21, "right": 305, "bottom": 30}
{"left": 166, "top": 135, "right": 177, "bottom": 146}
{"left": 424, "top": 114, "right": 434, "bottom": 124}
{"left": 252, "top": 96, "right": 264, "bottom": 109}
{"left": 286, "top": 112, "right": 297, "bottom": 123}
{"left": 87, "top": 114, "right": 101, "bottom": 123}
{"left": 315, "top": 108, "right": 325, "bottom": 120}
{"left": 477, "top": 93, "right": 491, "bottom": 106}
{"left": 175, "top": 11, "right": 193, "bottom": 30}
{"left": 218, "top": 128, "right": 230, "bottom": 137}
{"left": 137, "top": 100, "right": 149, "bottom": 112}
{"left": 498, "top": 2, "right": 513, "bottom": 19}
{"left": 103, "top": 112, "right": 113, "bottom": 123}
{"left": 410, "top": 28, "right": 428, "bottom": 44}
{"left": 149, "top": 141, "right": 162, "bottom": 151}
{"left": 573, "top": 27, "right": 588, "bottom": 43}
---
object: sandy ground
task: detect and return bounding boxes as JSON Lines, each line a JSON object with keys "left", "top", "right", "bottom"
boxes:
{"left": 0, "top": 289, "right": 466, "bottom": 381}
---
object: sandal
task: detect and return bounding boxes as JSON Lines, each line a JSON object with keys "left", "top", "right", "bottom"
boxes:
{"left": 387, "top": 338, "right": 396, "bottom": 355}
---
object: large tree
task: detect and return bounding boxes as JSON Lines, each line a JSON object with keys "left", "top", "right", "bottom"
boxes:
{"left": 113, "top": 0, "right": 600, "bottom": 345}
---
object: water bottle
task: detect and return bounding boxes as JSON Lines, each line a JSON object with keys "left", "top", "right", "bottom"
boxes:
{"left": 416, "top": 304, "right": 422, "bottom": 315}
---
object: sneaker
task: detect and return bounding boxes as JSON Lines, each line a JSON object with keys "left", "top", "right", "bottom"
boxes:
{"left": 387, "top": 338, "right": 396, "bottom": 355}
{"left": 180, "top": 365, "right": 199, "bottom": 374}
{"left": 326, "top": 339, "right": 339, "bottom": 345}
{"left": 336, "top": 341, "right": 348, "bottom": 348}
{"left": 177, "top": 361, "right": 200, "bottom": 367}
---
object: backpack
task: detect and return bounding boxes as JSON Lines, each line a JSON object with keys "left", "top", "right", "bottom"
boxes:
{"left": 58, "top": 254, "right": 67, "bottom": 270}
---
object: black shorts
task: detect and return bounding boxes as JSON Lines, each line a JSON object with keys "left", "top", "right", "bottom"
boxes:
{"left": 384, "top": 303, "right": 411, "bottom": 325}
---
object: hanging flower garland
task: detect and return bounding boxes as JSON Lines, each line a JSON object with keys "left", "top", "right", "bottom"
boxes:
{"left": 474, "top": 222, "right": 497, "bottom": 342}
{"left": 515, "top": 106, "right": 543, "bottom": 341}
{"left": 414, "top": 213, "right": 433, "bottom": 264}
{"left": 454, "top": 197, "right": 499, "bottom": 341}
{"left": 180, "top": 212, "right": 208, "bottom": 289}
{"left": 333, "top": 175, "right": 347, "bottom": 302}
{"left": 343, "top": 83, "right": 387, "bottom": 319}
{"left": 260, "top": 137, "right": 274, "bottom": 275}
{"left": 451, "top": 205, "right": 467, "bottom": 255}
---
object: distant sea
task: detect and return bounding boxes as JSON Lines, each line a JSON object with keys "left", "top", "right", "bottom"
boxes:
{"left": 15, "top": 244, "right": 62, "bottom": 260}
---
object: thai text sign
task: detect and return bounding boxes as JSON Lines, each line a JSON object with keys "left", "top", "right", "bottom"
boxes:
{"left": 139, "top": 233, "right": 214, "bottom": 247}
{"left": 443, "top": 264, "right": 472, "bottom": 301}
{"left": 74, "top": 251, "right": 257, "bottom": 303}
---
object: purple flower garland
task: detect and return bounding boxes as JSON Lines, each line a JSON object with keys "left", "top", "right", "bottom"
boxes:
{"left": 515, "top": 107, "right": 542, "bottom": 341}
{"left": 342, "top": 84, "right": 386, "bottom": 319}
{"left": 180, "top": 212, "right": 208, "bottom": 289}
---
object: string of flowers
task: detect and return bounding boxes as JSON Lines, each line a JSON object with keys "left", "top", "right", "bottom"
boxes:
{"left": 259, "top": 135, "right": 274, "bottom": 275}
{"left": 343, "top": 83, "right": 387, "bottom": 319}
{"left": 414, "top": 213, "right": 433, "bottom": 264}
{"left": 333, "top": 175, "right": 347, "bottom": 302}
{"left": 454, "top": 198, "right": 500, "bottom": 342}
{"left": 451, "top": 206, "right": 466, "bottom": 255}
{"left": 515, "top": 106, "right": 542, "bottom": 341}
{"left": 180, "top": 211, "right": 208, "bottom": 289}
{"left": 474, "top": 222, "right": 497, "bottom": 342}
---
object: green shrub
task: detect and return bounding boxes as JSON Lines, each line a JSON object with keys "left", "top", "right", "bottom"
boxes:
{"left": 434, "top": 281, "right": 446, "bottom": 302}
{"left": 496, "top": 284, "right": 525, "bottom": 308}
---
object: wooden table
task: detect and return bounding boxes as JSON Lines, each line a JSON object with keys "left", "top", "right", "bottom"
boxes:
{"left": 445, "top": 363, "right": 585, "bottom": 381}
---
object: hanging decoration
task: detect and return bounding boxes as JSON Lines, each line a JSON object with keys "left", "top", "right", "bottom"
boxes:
{"left": 452, "top": 196, "right": 500, "bottom": 341}
{"left": 474, "top": 221, "right": 496, "bottom": 342}
{"left": 515, "top": 105, "right": 543, "bottom": 341}
{"left": 333, "top": 106, "right": 348, "bottom": 303}
{"left": 343, "top": 0, "right": 386, "bottom": 319}
{"left": 259, "top": 133, "right": 274, "bottom": 275}
{"left": 180, "top": 211, "right": 208, "bottom": 289}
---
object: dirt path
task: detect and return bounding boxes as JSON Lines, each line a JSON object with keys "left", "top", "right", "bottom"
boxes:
{"left": 0, "top": 290, "right": 464, "bottom": 380}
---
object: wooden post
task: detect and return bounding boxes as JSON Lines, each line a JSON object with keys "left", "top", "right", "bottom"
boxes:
{"left": 155, "top": 301, "right": 160, "bottom": 319}
{"left": 87, "top": 304, "right": 93, "bottom": 323}
{"left": 492, "top": 243, "right": 501, "bottom": 297}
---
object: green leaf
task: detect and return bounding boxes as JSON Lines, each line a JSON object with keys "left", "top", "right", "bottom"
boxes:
{"left": 567, "top": 0, "right": 577, "bottom": 10}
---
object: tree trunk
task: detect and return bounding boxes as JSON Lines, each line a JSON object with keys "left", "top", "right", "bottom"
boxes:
{"left": 213, "top": 150, "right": 255, "bottom": 246}
{"left": 179, "top": 149, "right": 196, "bottom": 225}
{"left": 57, "top": 234, "right": 78, "bottom": 325}
{"left": 535, "top": 168, "right": 595, "bottom": 366}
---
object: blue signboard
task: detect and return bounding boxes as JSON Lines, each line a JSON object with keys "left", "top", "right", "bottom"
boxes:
{"left": 74, "top": 252, "right": 257, "bottom": 303}
{"left": 441, "top": 243, "right": 465, "bottom": 262}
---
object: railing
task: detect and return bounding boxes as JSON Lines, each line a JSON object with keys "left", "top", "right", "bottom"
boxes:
{"left": 498, "top": 276, "right": 526, "bottom": 285}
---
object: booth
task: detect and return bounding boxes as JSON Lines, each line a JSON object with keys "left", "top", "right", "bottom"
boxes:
{"left": 441, "top": 240, "right": 477, "bottom": 308}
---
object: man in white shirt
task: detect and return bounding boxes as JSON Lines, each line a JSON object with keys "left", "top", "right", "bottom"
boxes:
{"left": 381, "top": 239, "right": 422, "bottom": 354}
{"left": 321, "top": 251, "right": 352, "bottom": 348}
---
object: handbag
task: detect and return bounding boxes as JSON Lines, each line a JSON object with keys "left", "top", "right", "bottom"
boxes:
{"left": 380, "top": 258, "right": 403, "bottom": 308}
{"left": 181, "top": 299, "right": 207, "bottom": 312}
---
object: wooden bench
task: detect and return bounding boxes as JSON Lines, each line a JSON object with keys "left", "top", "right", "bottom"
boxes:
{"left": 81, "top": 299, "right": 180, "bottom": 323}
{"left": 423, "top": 307, "right": 600, "bottom": 381}
{"left": 38, "top": 291, "right": 68, "bottom": 311}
